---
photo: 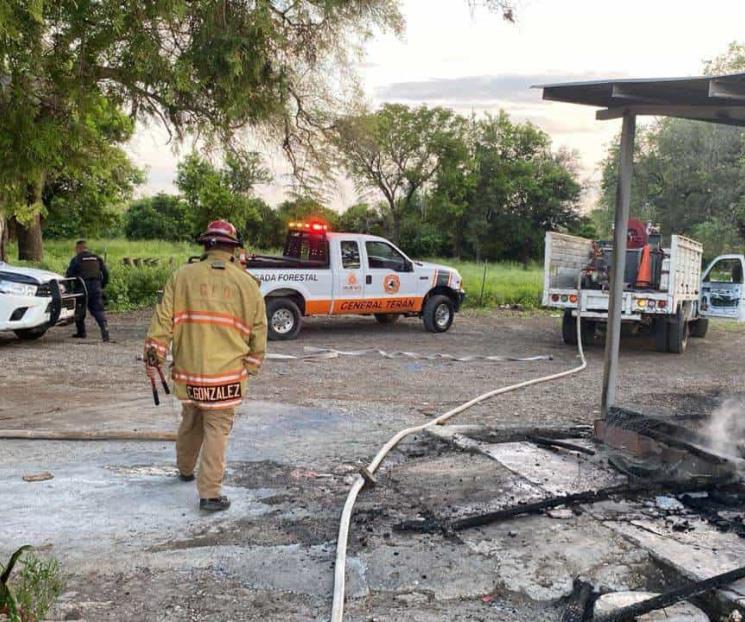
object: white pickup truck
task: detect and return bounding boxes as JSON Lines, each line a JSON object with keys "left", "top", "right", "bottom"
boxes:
{"left": 543, "top": 230, "right": 745, "bottom": 353}
{"left": 246, "top": 223, "right": 465, "bottom": 340}
{"left": 0, "top": 262, "right": 83, "bottom": 340}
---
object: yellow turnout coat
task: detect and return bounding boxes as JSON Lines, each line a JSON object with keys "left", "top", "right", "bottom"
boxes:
{"left": 145, "top": 250, "right": 268, "bottom": 410}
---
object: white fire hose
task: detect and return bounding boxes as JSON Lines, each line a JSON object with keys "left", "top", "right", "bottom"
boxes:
{"left": 266, "top": 347, "right": 551, "bottom": 363}
{"left": 330, "top": 286, "right": 588, "bottom": 621}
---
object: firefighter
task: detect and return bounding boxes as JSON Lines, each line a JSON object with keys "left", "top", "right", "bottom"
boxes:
{"left": 66, "top": 240, "right": 110, "bottom": 342}
{"left": 144, "top": 220, "right": 267, "bottom": 512}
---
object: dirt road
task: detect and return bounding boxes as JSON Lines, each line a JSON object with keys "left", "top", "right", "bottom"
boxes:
{"left": 4, "top": 310, "right": 741, "bottom": 429}
{"left": 1, "top": 311, "right": 743, "bottom": 620}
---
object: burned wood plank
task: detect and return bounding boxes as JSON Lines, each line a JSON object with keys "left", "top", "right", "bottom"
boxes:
{"left": 394, "top": 479, "right": 735, "bottom": 534}
{"left": 527, "top": 435, "right": 596, "bottom": 456}
{"left": 465, "top": 424, "right": 593, "bottom": 445}
{"left": 0, "top": 429, "right": 176, "bottom": 441}
{"left": 593, "top": 565, "right": 745, "bottom": 622}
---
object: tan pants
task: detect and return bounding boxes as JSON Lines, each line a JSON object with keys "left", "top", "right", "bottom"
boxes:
{"left": 176, "top": 403, "right": 235, "bottom": 499}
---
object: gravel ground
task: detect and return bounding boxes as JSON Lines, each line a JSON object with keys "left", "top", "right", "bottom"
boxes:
{"left": 1, "top": 309, "right": 744, "bottom": 621}
{"left": 2, "top": 309, "right": 743, "bottom": 430}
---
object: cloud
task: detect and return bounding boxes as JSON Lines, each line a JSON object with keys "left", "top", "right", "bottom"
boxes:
{"left": 376, "top": 72, "right": 625, "bottom": 104}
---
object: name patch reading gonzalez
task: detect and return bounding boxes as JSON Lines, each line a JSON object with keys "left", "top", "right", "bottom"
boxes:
{"left": 186, "top": 383, "right": 242, "bottom": 402}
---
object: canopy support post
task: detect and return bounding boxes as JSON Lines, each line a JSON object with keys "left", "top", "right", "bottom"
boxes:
{"left": 601, "top": 113, "right": 636, "bottom": 418}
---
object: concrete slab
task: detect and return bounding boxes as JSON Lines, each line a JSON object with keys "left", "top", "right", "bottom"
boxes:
{"left": 361, "top": 535, "right": 499, "bottom": 601}
{"left": 594, "top": 591, "right": 709, "bottom": 620}
{"left": 104, "top": 544, "right": 369, "bottom": 599}
{"left": 462, "top": 514, "right": 653, "bottom": 601}
{"left": 478, "top": 441, "right": 625, "bottom": 495}
{"left": 605, "top": 514, "right": 745, "bottom": 610}
{"left": 386, "top": 451, "right": 545, "bottom": 521}
{"left": 1, "top": 461, "right": 273, "bottom": 560}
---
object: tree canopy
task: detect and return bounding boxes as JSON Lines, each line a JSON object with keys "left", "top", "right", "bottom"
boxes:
{"left": 594, "top": 42, "right": 745, "bottom": 261}
{"left": 331, "top": 106, "right": 581, "bottom": 262}
{"left": 331, "top": 104, "right": 466, "bottom": 243}
{"left": 0, "top": 0, "right": 404, "bottom": 259}
{"left": 175, "top": 151, "right": 270, "bottom": 238}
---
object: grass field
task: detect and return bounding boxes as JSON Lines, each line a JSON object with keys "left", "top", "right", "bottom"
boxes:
{"left": 440, "top": 259, "right": 543, "bottom": 309}
{"left": 6, "top": 239, "right": 544, "bottom": 311}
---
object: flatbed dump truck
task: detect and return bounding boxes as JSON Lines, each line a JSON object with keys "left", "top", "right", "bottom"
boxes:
{"left": 543, "top": 222, "right": 745, "bottom": 353}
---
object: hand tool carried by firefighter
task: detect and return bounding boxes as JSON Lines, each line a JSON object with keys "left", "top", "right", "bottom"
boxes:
{"left": 156, "top": 365, "right": 170, "bottom": 396}
{"left": 145, "top": 349, "right": 169, "bottom": 406}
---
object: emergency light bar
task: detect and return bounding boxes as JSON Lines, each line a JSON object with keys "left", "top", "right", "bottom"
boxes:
{"left": 288, "top": 221, "right": 330, "bottom": 232}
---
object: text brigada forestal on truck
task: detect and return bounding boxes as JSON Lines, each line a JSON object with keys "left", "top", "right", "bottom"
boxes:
{"left": 244, "top": 221, "right": 466, "bottom": 340}
{"left": 543, "top": 218, "right": 745, "bottom": 354}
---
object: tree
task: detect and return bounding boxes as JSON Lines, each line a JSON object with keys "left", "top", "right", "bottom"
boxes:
{"left": 596, "top": 42, "right": 745, "bottom": 252}
{"left": 125, "top": 194, "right": 191, "bottom": 241}
{"left": 0, "top": 0, "right": 403, "bottom": 259}
{"left": 247, "top": 199, "right": 285, "bottom": 250}
{"left": 427, "top": 112, "right": 581, "bottom": 263}
{"left": 275, "top": 197, "right": 340, "bottom": 230}
{"left": 42, "top": 103, "right": 144, "bottom": 239}
{"left": 176, "top": 151, "right": 270, "bottom": 237}
{"left": 597, "top": 118, "right": 745, "bottom": 248}
{"left": 704, "top": 41, "right": 745, "bottom": 75}
{"left": 338, "top": 203, "right": 387, "bottom": 236}
{"left": 0, "top": 212, "right": 6, "bottom": 261}
{"left": 331, "top": 104, "right": 465, "bottom": 243}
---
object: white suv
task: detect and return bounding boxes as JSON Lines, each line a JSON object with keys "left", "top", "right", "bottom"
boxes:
{"left": 0, "top": 262, "right": 83, "bottom": 340}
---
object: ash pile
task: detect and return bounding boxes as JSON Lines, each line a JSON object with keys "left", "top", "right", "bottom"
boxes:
{"left": 375, "top": 410, "right": 745, "bottom": 621}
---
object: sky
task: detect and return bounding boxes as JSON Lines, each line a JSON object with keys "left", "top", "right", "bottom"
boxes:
{"left": 126, "top": 0, "right": 745, "bottom": 212}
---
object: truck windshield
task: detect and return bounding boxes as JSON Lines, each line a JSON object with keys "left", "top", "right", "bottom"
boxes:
{"left": 283, "top": 231, "right": 330, "bottom": 267}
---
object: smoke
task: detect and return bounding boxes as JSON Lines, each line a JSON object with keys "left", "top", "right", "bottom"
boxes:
{"left": 702, "top": 398, "right": 745, "bottom": 459}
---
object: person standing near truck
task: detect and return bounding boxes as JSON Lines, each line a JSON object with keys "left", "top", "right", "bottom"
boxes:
{"left": 144, "top": 220, "right": 267, "bottom": 512}
{"left": 66, "top": 240, "right": 110, "bottom": 342}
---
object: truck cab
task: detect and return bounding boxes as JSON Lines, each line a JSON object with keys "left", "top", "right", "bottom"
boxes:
{"left": 246, "top": 223, "right": 465, "bottom": 340}
{"left": 699, "top": 254, "right": 745, "bottom": 321}
{"left": 0, "top": 262, "right": 83, "bottom": 340}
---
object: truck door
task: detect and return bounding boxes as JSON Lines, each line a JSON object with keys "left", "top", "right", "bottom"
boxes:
{"left": 362, "top": 240, "right": 422, "bottom": 313}
{"left": 700, "top": 255, "right": 745, "bottom": 321}
{"left": 332, "top": 239, "right": 366, "bottom": 311}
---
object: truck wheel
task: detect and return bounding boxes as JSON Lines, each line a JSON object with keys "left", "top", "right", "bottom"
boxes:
{"left": 562, "top": 311, "right": 595, "bottom": 346}
{"left": 423, "top": 295, "right": 454, "bottom": 333}
{"left": 562, "top": 310, "right": 578, "bottom": 345}
{"left": 14, "top": 326, "right": 48, "bottom": 341}
{"left": 667, "top": 309, "right": 689, "bottom": 354}
{"left": 266, "top": 298, "right": 302, "bottom": 341}
{"left": 654, "top": 318, "right": 669, "bottom": 352}
{"left": 690, "top": 318, "right": 709, "bottom": 338}
{"left": 374, "top": 313, "right": 401, "bottom": 325}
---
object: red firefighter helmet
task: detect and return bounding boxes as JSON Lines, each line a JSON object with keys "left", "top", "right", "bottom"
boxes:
{"left": 197, "top": 219, "right": 242, "bottom": 247}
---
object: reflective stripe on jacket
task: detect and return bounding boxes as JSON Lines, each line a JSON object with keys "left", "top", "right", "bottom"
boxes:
{"left": 145, "top": 249, "right": 268, "bottom": 409}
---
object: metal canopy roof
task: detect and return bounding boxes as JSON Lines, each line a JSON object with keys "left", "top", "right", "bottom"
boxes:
{"left": 536, "top": 73, "right": 745, "bottom": 125}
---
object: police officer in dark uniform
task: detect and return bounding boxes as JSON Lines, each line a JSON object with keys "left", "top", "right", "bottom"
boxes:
{"left": 66, "top": 240, "right": 110, "bottom": 342}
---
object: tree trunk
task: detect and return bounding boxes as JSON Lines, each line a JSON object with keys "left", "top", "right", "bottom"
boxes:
{"left": 521, "top": 237, "right": 532, "bottom": 270}
{"left": 0, "top": 214, "right": 7, "bottom": 262}
{"left": 17, "top": 173, "right": 45, "bottom": 262}
{"left": 16, "top": 213, "right": 44, "bottom": 261}
{"left": 388, "top": 200, "right": 401, "bottom": 244}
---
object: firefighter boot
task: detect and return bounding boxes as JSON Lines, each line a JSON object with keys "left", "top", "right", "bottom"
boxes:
{"left": 100, "top": 322, "right": 110, "bottom": 342}
{"left": 72, "top": 321, "right": 86, "bottom": 339}
{"left": 200, "top": 496, "right": 231, "bottom": 512}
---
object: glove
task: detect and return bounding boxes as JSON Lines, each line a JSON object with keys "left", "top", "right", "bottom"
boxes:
{"left": 145, "top": 348, "right": 160, "bottom": 380}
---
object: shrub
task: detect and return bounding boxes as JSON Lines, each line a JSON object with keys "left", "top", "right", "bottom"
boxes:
{"left": 124, "top": 194, "right": 192, "bottom": 241}
{"left": 1, "top": 546, "right": 62, "bottom": 622}
{"left": 106, "top": 264, "right": 176, "bottom": 311}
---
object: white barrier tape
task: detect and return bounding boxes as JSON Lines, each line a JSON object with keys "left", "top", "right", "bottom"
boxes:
{"left": 266, "top": 347, "right": 552, "bottom": 363}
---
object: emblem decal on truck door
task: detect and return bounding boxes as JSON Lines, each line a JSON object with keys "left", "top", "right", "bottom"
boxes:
{"left": 384, "top": 274, "right": 401, "bottom": 294}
